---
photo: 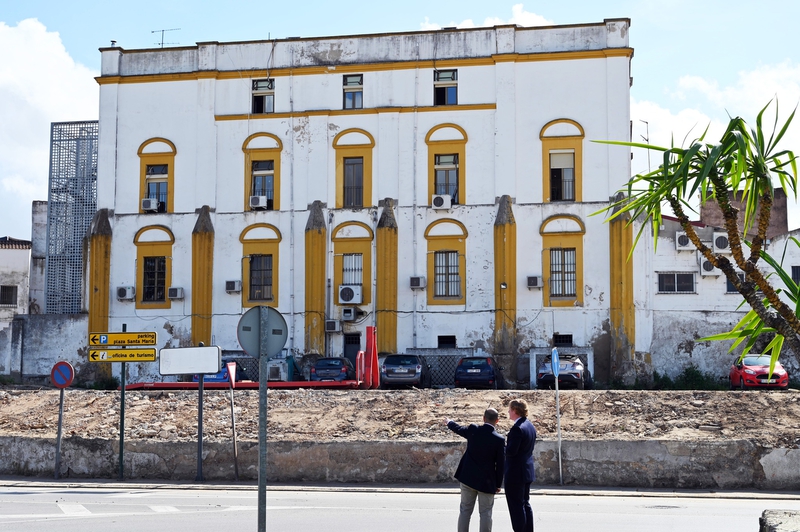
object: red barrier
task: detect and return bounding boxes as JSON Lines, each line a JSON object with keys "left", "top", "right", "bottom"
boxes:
{"left": 366, "top": 326, "right": 379, "bottom": 389}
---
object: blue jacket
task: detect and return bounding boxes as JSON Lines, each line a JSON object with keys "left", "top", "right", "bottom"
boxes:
{"left": 504, "top": 417, "right": 536, "bottom": 484}
{"left": 448, "top": 421, "right": 505, "bottom": 494}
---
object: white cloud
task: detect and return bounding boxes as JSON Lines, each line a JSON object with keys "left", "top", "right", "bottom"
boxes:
{"left": 420, "top": 4, "right": 552, "bottom": 31}
{"left": 0, "top": 18, "right": 99, "bottom": 239}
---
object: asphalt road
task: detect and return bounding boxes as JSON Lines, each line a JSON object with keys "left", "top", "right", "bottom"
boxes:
{"left": 1, "top": 481, "right": 799, "bottom": 532}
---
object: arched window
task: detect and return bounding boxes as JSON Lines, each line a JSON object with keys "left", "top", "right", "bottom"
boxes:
{"left": 240, "top": 224, "right": 282, "bottom": 308}
{"left": 333, "top": 129, "right": 374, "bottom": 209}
{"left": 540, "top": 215, "right": 585, "bottom": 307}
{"left": 424, "top": 219, "right": 468, "bottom": 306}
{"left": 332, "top": 221, "right": 374, "bottom": 305}
{"left": 242, "top": 133, "right": 283, "bottom": 212}
{"left": 540, "top": 119, "right": 584, "bottom": 203}
{"left": 426, "top": 124, "right": 467, "bottom": 206}
{"left": 138, "top": 138, "right": 176, "bottom": 214}
{"left": 134, "top": 226, "right": 174, "bottom": 309}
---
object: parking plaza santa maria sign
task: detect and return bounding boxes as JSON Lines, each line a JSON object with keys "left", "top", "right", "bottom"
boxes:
{"left": 88, "top": 332, "right": 158, "bottom": 362}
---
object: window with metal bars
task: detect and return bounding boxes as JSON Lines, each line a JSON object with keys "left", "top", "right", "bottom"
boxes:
{"left": 434, "top": 250, "right": 461, "bottom": 297}
{"left": 549, "top": 248, "right": 576, "bottom": 297}
{"left": 0, "top": 285, "right": 17, "bottom": 306}
{"left": 343, "top": 157, "right": 363, "bottom": 208}
{"left": 249, "top": 254, "right": 273, "bottom": 301}
{"left": 550, "top": 152, "right": 575, "bottom": 201}
{"left": 434, "top": 154, "right": 459, "bottom": 203}
{"left": 142, "top": 256, "right": 166, "bottom": 302}
{"left": 251, "top": 160, "right": 275, "bottom": 209}
{"left": 657, "top": 272, "right": 695, "bottom": 293}
{"left": 342, "top": 253, "right": 363, "bottom": 285}
{"left": 553, "top": 334, "right": 573, "bottom": 347}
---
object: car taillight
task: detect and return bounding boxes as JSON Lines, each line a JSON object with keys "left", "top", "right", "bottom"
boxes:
{"left": 381, "top": 365, "right": 386, "bottom": 374}
{"left": 310, "top": 367, "right": 316, "bottom": 374}
{"left": 416, "top": 364, "right": 421, "bottom": 372}
{"left": 486, "top": 358, "right": 493, "bottom": 366}
{"left": 341, "top": 367, "right": 347, "bottom": 373}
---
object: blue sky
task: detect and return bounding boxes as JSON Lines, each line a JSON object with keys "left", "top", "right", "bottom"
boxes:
{"left": 1, "top": 0, "right": 799, "bottom": 239}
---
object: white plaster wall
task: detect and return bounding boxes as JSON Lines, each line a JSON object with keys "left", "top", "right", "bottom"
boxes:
{"left": 0, "top": 248, "right": 30, "bottom": 322}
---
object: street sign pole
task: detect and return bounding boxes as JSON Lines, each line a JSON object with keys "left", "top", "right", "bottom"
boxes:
{"left": 119, "top": 324, "right": 127, "bottom": 481}
{"left": 258, "top": 306, "right": 269, "bottom": 532}
{"left": 51, "top": 361, "right": 74, "bottom": 480}
{"left": 552, "top": 347, "right": 563, "bottom": 486}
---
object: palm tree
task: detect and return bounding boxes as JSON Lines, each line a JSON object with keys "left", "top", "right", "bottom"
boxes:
{"left": 597, "top": 100, "right": 800, "bottom": 366}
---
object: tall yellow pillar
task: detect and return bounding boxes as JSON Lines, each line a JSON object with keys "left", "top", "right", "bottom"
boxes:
{"left": 376, "top": 198, "right": 398, "bottom": 354}
{"left": 191, "top": 205, "right": 214, "bottom": 347}
{"left": 305, "top": 200, "right": 327, "bottom": 354}
{"left": 88, "top": 209, "right": 112, "bottom": 379}
{"left": 493, "top": 195, "right": 517, "bottom": 353}
{"left": 609, "top": 213, "right": 635, "bottom": 365}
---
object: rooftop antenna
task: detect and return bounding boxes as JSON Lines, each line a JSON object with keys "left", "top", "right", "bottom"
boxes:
{"left": 639, "top": 119, "right": 651, "bottom": 173}
{"left": 151, "top": 28, "right": 180, "bottom": 48}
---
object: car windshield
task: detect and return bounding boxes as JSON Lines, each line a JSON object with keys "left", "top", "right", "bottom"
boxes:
{"left": 385, "top": 356, "right": 418, "bottom": 365}
{"left": 317, "top": 359, "right": 344, "bottom": 368}
{"left": 460, "top": 359, "right": 489, "bottom": 368}
{"left": 742, "top": 355, "right": 772, "bottom": 366}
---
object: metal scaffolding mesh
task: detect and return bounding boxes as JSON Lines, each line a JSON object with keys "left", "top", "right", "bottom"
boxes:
{"left": 45, "top": 121, "right": 98, "bottom": 314}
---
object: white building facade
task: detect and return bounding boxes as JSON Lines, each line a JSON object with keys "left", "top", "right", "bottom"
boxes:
{"left": 92, "top": 21, "right": 638, "bottom": 383}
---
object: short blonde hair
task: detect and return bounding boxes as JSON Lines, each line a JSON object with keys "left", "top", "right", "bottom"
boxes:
{"left": 509, "top": 399, "right": 528, "bottom": 418}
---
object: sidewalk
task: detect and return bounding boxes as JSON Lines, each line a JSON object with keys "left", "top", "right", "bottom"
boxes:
{"left": 1, "top": 475, "right": 799, "bottom": 501}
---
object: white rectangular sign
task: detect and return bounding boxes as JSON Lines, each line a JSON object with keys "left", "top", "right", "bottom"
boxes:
{"left": 159, "top": 346, "right": 222, "bottom": 375}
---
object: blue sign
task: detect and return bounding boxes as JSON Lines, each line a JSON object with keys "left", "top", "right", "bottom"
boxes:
{"left": 551, "top": 347, "right": 560, "bottom": 378}
{"left": 51, "top": 361, "right": 75, "bottom": 389}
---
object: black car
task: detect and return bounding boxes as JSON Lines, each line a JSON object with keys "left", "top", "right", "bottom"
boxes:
{"left": 380, "top": 354, "right": 432, "bottom": 388}
{"left": 454, "top": 357, "right": 505, "bottom": 389}
{"left": 536, "top": 354, "right": 593, "bottom": 390}
{"left": 310, "top": 357, "right": 356, "bottom": 382}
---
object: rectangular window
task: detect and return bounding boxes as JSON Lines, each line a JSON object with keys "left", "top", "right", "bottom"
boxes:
{"left": 342, "top": 253, "right": 363, "bottom": 285}
{"left": 434, "top": 250, "right": 461, "bottom": 297}
{"left": 727, "top": 272, "right": 745, "bottom": 293}
{"left": 437, "top": 335, "right": 457, "bottom": 349}
{"left": 343, "top": 157, "right": 364, "bottom": 208}
{"left": 142, "top": 256, "right": 167, "bottom": 302}
{"left": 145, "top": 164, "right": 168, "bottom": 212}
{"left": 252, "top": 79, "right": 274, "bottom": 114}
{"left": 658, "top": 272, "right": 695, "bottom": 293}
{"left": 550, "top": 152, "right": 575, "bottom": 202}
{"left": 0, "top": 285, "right": 17, "bottom": 306}
{"left": 793, "top": 266, "right": 800, "bottom": 285}
{"left": 434, "top": 154, "right": 459, "bottom": 203}
{"left": 249, "top": 254, "right": 274, "bottom": 301}
{"left": 434, "top": 69, "right": 458, "bottom": 105}
{"left": 550, "top": 248, "right": 577, "bottom": 297}
{"left": 553, "top": 334, "right": 573, "bottom": 347}
{"left": 251, "top": 160, "right": 275, "bottom": 210}
{"left": 343, "top": 74, "right": 363, "bottom": 109}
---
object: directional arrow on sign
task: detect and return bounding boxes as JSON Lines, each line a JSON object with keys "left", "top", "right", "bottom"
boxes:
{"left": 90, "top": 334, "right": 99, "bottom": 345}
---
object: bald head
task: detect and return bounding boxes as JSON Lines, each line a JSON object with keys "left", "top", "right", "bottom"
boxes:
{"left": 483, "top": 408, "right": 499, "bottom": 425}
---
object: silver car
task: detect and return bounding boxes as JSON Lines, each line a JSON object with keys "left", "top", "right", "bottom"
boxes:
{"left": 380, "top": 354, "right": 432, "bottom": 388}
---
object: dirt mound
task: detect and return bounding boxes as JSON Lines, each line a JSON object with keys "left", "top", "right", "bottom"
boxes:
{"left": 1, "top": 386, "right": 799, "bottom": 448}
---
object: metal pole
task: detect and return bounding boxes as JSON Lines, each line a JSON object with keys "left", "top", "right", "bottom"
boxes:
{"left": 55, "top": 387, "right": 65, "bottom": 479}
{"left": 555, "top": 376, "right": 563, "bottom": 486}
{"left": 258, "top": 306, "right": 269, "bottom": 532}
{"left": 197, "top": 373, "right": 204, "bottom": 482}
{"left": 119, "top": 363, "right": 125, "bottom": 481}
{"left": 229, "top": 380, "right": 240, "bottom": 481}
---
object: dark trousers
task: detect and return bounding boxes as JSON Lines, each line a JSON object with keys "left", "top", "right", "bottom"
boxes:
{"left": 504, "top": 479, "right": 533, "bottom": 532}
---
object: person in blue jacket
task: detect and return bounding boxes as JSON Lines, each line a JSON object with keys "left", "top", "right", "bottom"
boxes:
{"left": 504, "top": 399, "right": 537, "bottom": 532}
{"left": 445, "top": 408, "right": 505, "bottom": 532}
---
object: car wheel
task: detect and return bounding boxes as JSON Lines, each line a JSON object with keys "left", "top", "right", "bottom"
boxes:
{"left": 729, "top": 378, "right": 735, "bottom": 390}
{"left": 740, "top": 378, "right": 746, "bottom": 391}
{"left": 584, "top": 371, "right": 594, "bottom": 390}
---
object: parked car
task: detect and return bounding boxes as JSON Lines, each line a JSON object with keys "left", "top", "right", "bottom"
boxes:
{"left": 729, "top": 354, "right": 789, "bottom": 390}
{"left": 310, "top": 357, "right": 356, "bottom": 382}
{"left": 192, "top": 357, "right": 245, "bottom": 383}
{"left": 536, "top": 354, "right": 593, "bottom": 390}
{"left": 454, "top": 357, "right": 505, "bottom": 389}
{"left": 380, "top": 354, "right": 432, "bottom": 388}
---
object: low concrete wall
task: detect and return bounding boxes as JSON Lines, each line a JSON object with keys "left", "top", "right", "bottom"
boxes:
{"left": 1, "top": 436, "right": 798, "bottom": 490}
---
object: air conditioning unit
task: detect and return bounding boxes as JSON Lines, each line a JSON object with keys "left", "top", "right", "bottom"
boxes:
{"left": 250, "top": 195, "right": 269, "bottom": 209}
{"left": 713, "top": 232, "right": 731, "bottom": 254}
{"left": 675, "top": 231, "right": 694, "bottom": 251}
{"left": 410, "top": 276, "right": 426, "bottom": 289}
{"left": 338, "top": 284, "right": 363, "bottom": 305}
{"left": 431, "top": 194, "right": 452, "bottom": 210}
{"left": 141, "top": 198, "right": 159, "bottom": 212}
{"left": 325, "top": 320, "right": 342, "bottom": 333}
{"left": 527, "top": 276, "right": 543, "bottom": 289}
{"left": 225, "top": 280, "right": 242, "bottom": 293}
{"left": 167, "top": 287, "right": 184, "bottom": 299}
{"left": 341, "top": 307, "right": 357, "bottom": 321}
{"left": 698, "top": 254, "right": 722, "bottom": 276}
{"left": 116, "top": 286, "right": 135, "bottom": 300}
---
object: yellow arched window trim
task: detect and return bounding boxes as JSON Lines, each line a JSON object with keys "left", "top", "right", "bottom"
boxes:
{"left": 426, "top": 124, "right": 468, "bottom": 206}
{"left": 133, "top": 225, "right": 175, "bottom": 310}
{"left": 540, "top": 119, "right": 584, "bottom": 204}
{"left": 240, "top": 223, "right": 282, "bottom": 308}
{"left": 332, "top": 221, "right": 374, "bottom": 306}
{"left": 242, "top": 133, "right": 283, "bottom": 212}
{"left": 333, "top": 129, "right": 375, "bottom": 210}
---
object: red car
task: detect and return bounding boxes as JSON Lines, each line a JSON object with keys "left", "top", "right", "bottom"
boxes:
{"left": 729, "top": 354, "right": 789, "bottom": 390}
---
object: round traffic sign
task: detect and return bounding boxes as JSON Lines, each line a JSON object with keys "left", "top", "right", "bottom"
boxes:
{"left": 237, "top": 306, "right": 288, "bottom": 358}
{"left": 51, "top": 361, "right": 75, "bottom": 389}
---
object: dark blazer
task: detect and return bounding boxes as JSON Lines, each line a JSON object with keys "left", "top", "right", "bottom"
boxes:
{"left": 504, "top": 417, "right": 536, "bottom": 483}
{"left": 448, "top": 421, "right": 505, "bottom": 494}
